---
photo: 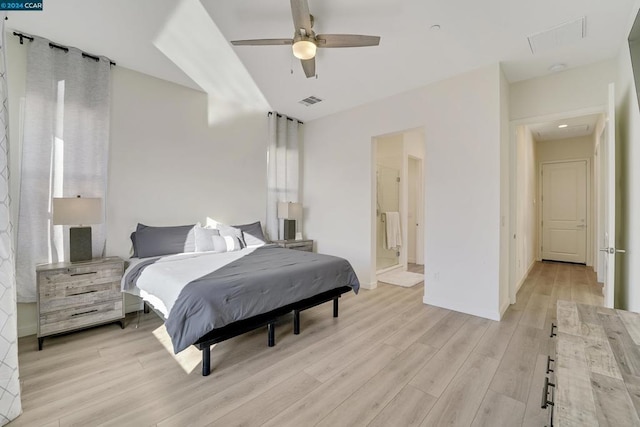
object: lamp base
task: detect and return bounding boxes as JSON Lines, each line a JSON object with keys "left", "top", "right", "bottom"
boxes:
{"left": 70, "top": 226, "right": 93, "bottom": 263}
{"left": 283, "top": 219, "right": 296, "bottom": 241}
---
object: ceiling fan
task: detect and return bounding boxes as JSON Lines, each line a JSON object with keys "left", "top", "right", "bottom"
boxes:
{"left": 230, "top": 0, "right": 381, "bottom": 78}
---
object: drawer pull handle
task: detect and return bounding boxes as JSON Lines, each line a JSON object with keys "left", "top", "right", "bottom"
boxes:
{"left": 550, "top": 322, "right": 557, "bottom": 338}
{"left": 69, "top": 290, "right": 98, "bottom": 296}
{"left": 71, "top": 309, "right": 98, "bottom": 317}
{"left": 546, "top": 356, "right": 555, "bottom": 373}
{"left": 541, "top": 376, "right": 556, "bottom": 409}
{"left": 69, "top": 271, "right": 97, "bottom": 277}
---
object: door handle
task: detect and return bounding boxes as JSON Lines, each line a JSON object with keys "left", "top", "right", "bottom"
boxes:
{"left": 600, "top": 247, "right": 626, "bottom": 254}
{"left": 576, "top": 224, "right": 586, "bottom": 228}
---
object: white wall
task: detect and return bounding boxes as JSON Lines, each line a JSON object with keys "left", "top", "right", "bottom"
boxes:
{"left": 593, "top": 115, "right": 607, "bottom": 280}
{"left": 536, "top": 135, "right": 594, "bottom": 162}
{"left": 499, "top": 66, "right": 511, "bottom": 314}
{"left": 304, "top": 64, "right": 503, "bottom": 320}
{"left": 8, "top": 38, "right": 268, "bottom": 336}
{"left": 514, "top": 125, "right": 537, "bottom": 294}
{"left": 403, "top": 129, "right": 425, "bottom": 265}
{"left": 376, "top": 134, "right": 403, "bottom": 170}
{"left": 615, "top": 5, "right": 640, "bottom": 311}
{"left": 404, "top": 130, "right": 425, "bottom": 158}
{"left": 510, "top": 60, "right": 618, "bottom": 121}
{"left": 106, "top": 66, "right": 267, "bottom": 259}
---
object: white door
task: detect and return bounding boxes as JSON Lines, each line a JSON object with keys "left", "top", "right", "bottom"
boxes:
{"left": 541, "top": 161, "right": 587, "bottom": 263}
{"left": 602, "top": 83, "right": 620, "bottom": 308}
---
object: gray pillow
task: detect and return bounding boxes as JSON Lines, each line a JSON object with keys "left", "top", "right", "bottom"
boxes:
{"left": 135, "top": 223, "right": 196, "bottom": 258}
{"left": 232, "top": 221, "right": 269, "bottom": 246}
{"left": 194, "top": 225, "right": 220, "bottom": 252}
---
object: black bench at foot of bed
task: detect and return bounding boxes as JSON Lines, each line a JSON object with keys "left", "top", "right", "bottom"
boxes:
{"left": 193, "top": 286, "right": 353, "bottom": 376}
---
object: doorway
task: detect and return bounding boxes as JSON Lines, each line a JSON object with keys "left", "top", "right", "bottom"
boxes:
{"left": 540, "top": 160, "right": 588, "bottom": 264}
{"left": 509, "top": 110, "right": 605, "bottom": 304}
{"left": 373, "top": 128, "right": 425, "bottom": 280}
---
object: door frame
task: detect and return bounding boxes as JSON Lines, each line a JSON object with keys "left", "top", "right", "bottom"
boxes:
{"left": 508, "top": 106, "right": 605, "bottom": 304}
{"left": 370, "top": 126, "right": 426, "bottom": 289}
{"left": 538, "top": 158, "right": 592, "bottom": 265}
{"left": 407, "top": 155, "right": 424, "bottom": 265}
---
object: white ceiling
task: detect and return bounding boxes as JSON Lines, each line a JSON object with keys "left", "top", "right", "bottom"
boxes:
{"left": 6, "top": 0, "right": 638, "bottom": 122}
{"left": 528, "top": 114, "right": 602, "bottom": 142}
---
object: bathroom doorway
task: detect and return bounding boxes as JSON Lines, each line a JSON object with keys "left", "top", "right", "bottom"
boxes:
{"left": 373, "top": 128, "right": 425, "bottom": 283}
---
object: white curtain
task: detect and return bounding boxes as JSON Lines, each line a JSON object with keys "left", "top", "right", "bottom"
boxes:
{"left": 0, "top": 14, "right": 23, "bottom": 424}
{"left": 16, "top": 36, "right": 111, "bottom": 302}
{"left": 266, "top": 112, "right": 301, "bottom": 241}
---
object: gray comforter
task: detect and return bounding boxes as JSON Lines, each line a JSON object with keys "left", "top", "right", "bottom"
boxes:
{"left": 126, "top": 246, "right": 359, "bottom": 353}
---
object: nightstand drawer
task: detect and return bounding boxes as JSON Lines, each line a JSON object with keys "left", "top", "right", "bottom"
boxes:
{"left": 38, "top": 263, "right": 123, "bottom": 287}
{"left": 39, "top": 283, "right": 121, "bottom": 313}
{"left": 39, "top": 299, "right": 123, "bottom": 336}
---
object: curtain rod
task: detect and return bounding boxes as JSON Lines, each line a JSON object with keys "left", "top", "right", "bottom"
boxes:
{"left": 12, "top": 32, "right": 116, "bottom": 66}
{"left": 268, "top": 111, "right": 303, "bottom": 125}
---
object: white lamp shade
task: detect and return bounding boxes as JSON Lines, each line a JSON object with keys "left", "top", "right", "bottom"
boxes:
{"left": 53, "top": 197, "right": 103, "bottom": 225}
{"left": 277, "top": 202, "right": 302, "bottom": 220}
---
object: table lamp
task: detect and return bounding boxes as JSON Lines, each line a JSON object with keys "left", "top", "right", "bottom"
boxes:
{"left": 53, "top": 196, "right": 103, "bottom": 262}
{"left": 277, "top": 202, "right": 302, "bottom": 240}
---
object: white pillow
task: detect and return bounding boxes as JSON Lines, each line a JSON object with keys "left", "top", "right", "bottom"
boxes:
{"left": 194, "top": 224, "right": 220, "bottom": 252}
{"left": 212, "top": 235, "right": 242, "bottom": 252}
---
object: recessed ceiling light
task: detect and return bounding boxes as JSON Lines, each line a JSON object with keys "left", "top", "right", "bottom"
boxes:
{"left": 558, "top": 124, "right": 568, "bottom": 128}
{"left": 549, "top": 63, "right": 566, "bottom": 72}
{"left": 430, "top": 25, "right": 441, "bottom": 31}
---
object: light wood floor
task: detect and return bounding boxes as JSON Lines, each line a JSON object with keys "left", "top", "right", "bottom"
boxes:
{"left": 11, "top": 261, "right": 603, "bottom": 426}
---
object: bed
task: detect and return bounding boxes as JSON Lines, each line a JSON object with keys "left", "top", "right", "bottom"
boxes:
{"left": 121, "top": 229, "right": 360, "bottom": 376}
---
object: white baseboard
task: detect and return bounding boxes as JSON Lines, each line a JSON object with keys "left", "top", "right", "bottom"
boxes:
{"left": 500, "top": 299, "right": 510, "bottom": 318}
{"left": 422, "top": 294, "right": 500, "bottom": 321}
{"left": 518, "top": 260, "right": 536, "bottom": 292}
{"left": 360, "top": 281, "right": 378, "bottom": 290}
{"left": 18, "top": 323, "right": 36, "bottom": 338}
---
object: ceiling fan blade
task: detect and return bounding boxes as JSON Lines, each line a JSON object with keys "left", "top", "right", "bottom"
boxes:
{"left": 231, "top": 38, "right": 293, "bottom": 46}
{"left": 290, "top": 0, "right": 312, "bottom": 34}
{"left": 301, "top": 58, "right": 315, "bottom": 78}
{"left": 316, "top": 34, "right": 381, "bottom": 48}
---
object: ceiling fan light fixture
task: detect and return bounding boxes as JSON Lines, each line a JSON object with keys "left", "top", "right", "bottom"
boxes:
{"left": 292, "top": 40, "right": 316, "bottom": 60}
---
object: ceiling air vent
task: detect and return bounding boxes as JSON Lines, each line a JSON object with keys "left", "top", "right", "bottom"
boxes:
{"left": 527, "top": 17, "right": 586, "bottom": 54}
{"left": 299, "top": 96, "right": 323, "bottom": 107}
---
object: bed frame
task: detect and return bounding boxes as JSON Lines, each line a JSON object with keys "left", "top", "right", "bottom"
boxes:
{"left": 192, "top": 285, "right": 352, "bottom": 376}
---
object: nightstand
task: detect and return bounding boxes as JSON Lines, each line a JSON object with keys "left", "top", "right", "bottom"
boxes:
{"left": 273, "top": 239, "right": 314, "bottom": 252}
{"left": 36, "top": 256, "right": 125, "bottom": 350}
